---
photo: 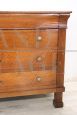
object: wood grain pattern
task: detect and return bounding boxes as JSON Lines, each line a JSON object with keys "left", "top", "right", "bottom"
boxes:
{"left": 0, "top": 14, "right": 59, "bottom": 29}
{"left": 0, "top": 50, "right": 57, "bottom": 73}
{"left": 0, "top": 29, "right": 58, "bottom": 50}
{"left": 58, "top": 29, "right": 66, "bottom": 50}
{"left": 0, "top": 11, "right": 71, "bottom": 108}
{"left": 57, "top": 52, "right": 65, "bottom": 73}
{"left": 0, "top": 87, "right": 65, "bottom": 98}
{"left": 0, "top": 70, "right": 56, "bottom": 92}
{"left": 0, "top": 11, "right": 72, "bottom": 29}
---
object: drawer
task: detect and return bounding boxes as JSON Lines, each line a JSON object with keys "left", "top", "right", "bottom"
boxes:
{"left": 0, "top": 29, "right": 58, "bottom": 49}
{"left": 0, "top": 13, "right": 58, "bottom": 28}
{"left": 0, "top": 70, "right": 56, "bottom": 92}
{"left": 0, "top": 51, "right": 57, "bottom": 73}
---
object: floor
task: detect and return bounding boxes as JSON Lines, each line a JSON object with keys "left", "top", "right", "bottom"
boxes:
{"left": 0, "top": 82, "right": 77, "bottom": 115}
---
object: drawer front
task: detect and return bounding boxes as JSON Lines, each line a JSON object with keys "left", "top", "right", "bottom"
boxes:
{"left": 0, "top": 14, "right": 58, "bottom": 28}
{"left": 0, "top": 51, "right": 57, "bottom": 73}
{"left": 0, "top": 70, "right": 56, "bottom": 92}
{"left": 0, "top": 29, "right": 58, "bottom": 50}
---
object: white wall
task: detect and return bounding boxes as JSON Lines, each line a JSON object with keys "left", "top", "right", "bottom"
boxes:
{"left": 0, "top": 0, "right": 77, "bottom": 81}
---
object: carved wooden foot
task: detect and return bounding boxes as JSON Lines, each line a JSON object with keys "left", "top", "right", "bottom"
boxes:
{"left": 53, "top": 92, "right": 63, "bottom": 108}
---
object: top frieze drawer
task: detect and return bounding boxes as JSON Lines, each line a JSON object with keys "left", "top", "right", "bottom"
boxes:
{"left": 0, "top": 14, "right": 59, "bottom": 29}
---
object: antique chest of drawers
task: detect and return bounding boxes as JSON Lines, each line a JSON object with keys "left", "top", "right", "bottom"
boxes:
{"left": 0, "top": 11, "right": 71, "bottom": 108}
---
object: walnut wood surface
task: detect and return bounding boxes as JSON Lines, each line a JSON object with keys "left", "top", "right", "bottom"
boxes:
{"left": 0, "top": 11, "right": 71, "bottom": 108}
{"left": 0, "top": 50, "right": 57, "bottom": 73}
{"left": 0, "top": 70, "right": 56, "bottom": 92}
{"left": 0, "top": 11, "right": 71, "bottom": 29}
{"left": 0, "top": 29, "right": 58, "bottom": 50}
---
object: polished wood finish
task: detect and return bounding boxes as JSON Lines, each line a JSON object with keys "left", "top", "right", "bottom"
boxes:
{"left": 0, "top": 50, "right": 57, "bottom": 73}
{"left": 0, "top": 70, "right": 56, "bottom": 92}
{"left": 0, "top": 11, "right": 71, "bottom": 108}
{"left": 0, "top": 29, "right": 58, "bottom": 50}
